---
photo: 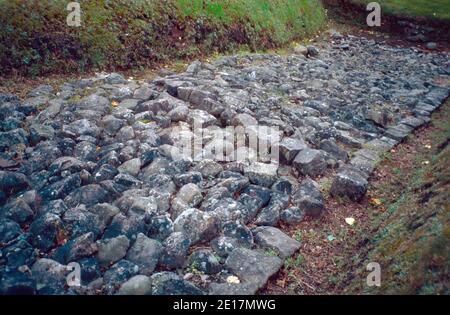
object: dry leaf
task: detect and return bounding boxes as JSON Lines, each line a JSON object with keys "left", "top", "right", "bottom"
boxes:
{"left": 370, "top": 198, "right": 382, "bottom": 206}
{"left": 345, "top": 217, "right": 355, "bottom": 226}
{"left": 226, "top": 276, "right": 240, "bottom": 284}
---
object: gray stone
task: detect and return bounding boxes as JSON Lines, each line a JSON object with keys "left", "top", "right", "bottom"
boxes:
{"left": 28, "top": 84, "right": 54, "bottom": 97}
{"left": 426, "top": 42, "right": 437, "bottom": 50}
{"left": 0, "top": 171, "right": 29, "bottom": 197}
{"left": 292, "top": 148, "right": 327, "bottom": 177}
{"left": 400, "top": 116, "right": 425, "bottom": 129}
{"left": 150, "top": 272, "right": 204, "bottom": 295}
{"left": 101, "top": 115, "right": 125, "bottom": 135}
{"left": 106, "top": 73, "right": 127, "bottom": 84}
{"left": 133, "top": 85, "right": 155, "bottom": 100}
{"left": 103, "top": 260, "right": 139, "bottom": 294}
{"left": 292, "top": 179, "right": 325, "bottom": 217}
{"left": 0, "top": 128, "right": 29, "bottom": 149}
{"left": 244, "top": 163, "right": 278, "bottom": 187}
{"left": 253, "top": 226, "right": 301, "bottom": 259}
{"left": 53, "top": 232, "right": 98, "bottom": 264}
{"left": 0, "top": 219, "right": 22, "bottom": 243}
{"left": 187, "top": 109, "right": 217, "bottom": 127}
{"left": 193, "top": 159, "right": 223, "bottom": 178}
{"left": 223, "top": 248, "right": 282, "bottom": 294}
{"left": 188, "top": 249, "right": 222, "bottom": 274}
{"left": 63, "top": 119, "right": 99, "bottom": 138}
{"left": 74, "top": 141, "right": 97, "bottom": 161}
{"left": 188, "top": 89, "right": 217, "bottom": 107}
{"left": 159, "top": 232, "right": 191, "bottom": 269}
{"left": 330, "top": 166, "right": 368, "bottom": 202}
{"left": 29, "top": 124, "right": 55, "bottom": 145}
{"left": 103, "top": 212, "right": 147, "bottom": 240}
{"left": 89, "top": 203, "right": 120, "bottom": 232}
{"left": 126, "top": 233, "right": 162, "bottom": 275}
{"left": 171, "top": 183, "right": 203, "bottom": 218}
{"left": 254, "top": 202, "right": 281, "bottom": 227}
{"left": 117, "top": 275, "right": 152, "bottom": 295}
{"left": 320, "top": 139, "right": 349, "bottom": 162}
{"left": 211, "top": 236, "right": 245, "bottom": 257}
{"left": 31, "top": 258, "right": 69, "bottom": 294}
{"left": 64, "top": 184, "right": 110, "bottom": 208}
{"left": 168, "top": 105, "right": 189, "bottom": 122}
{"left": 280, "top": 207, "right": 305, "bottom": 225}
{"left": 147, "top": 215, "right": 174, "bottom": 241}
{"left": 231, "top": 113, "right": 258, "bottom": 126}
{"left": 275, "top": 137, "right": 307, "bottom": 164}
{"left": 118, "top": 158, "right": 142, "bottom": 177}
{"left": 0, "top": 271, "right": 36, "bottom": 295}
{"left": 293, "top": 44, "right": 308, "bottom": 56}
{"left": 130, "top": 196, "right": 158, "bottom": 215}
{"left": 350, "top": 149, "right": 379, "bottom": 175}
{"left": 173, "top": 208, "right": 220, "bottom": 245}
{"left": 175, "top": 183, "right": 203, "bottom": 206}
{"left": 97, "top": 235, "right": 130, "bottom": 266}
{"left": 116, "top": 126, "right": 135, "bottom": 142}
{"left": 385, "top": 124, "right": 413, "bottom": 141}
{"left": 307, "top": 45, "right": 319, "bottom": 57}
{"left": 1, "top": 198, "right": 34, "bottom": 225}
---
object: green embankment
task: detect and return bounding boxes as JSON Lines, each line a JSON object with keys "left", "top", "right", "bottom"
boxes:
{"left": 344, "top": 100, "right": 450, "bottom": 295}
{"left": 352, "top": 0, "right": 450, "bottom": 21}
{"left": 0, "top": 0, "right": 326, "bottom": 77}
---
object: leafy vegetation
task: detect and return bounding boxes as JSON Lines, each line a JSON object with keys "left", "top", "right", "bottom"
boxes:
{"left": 0, "top": 0, "right": 326, "bottom": 77}
{"left": 352, "top": 0, "right": 450, "bottom": 21}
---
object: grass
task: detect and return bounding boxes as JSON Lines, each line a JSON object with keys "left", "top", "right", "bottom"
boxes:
{"left": 352, "top": 0, "right": 450, "bottom": 21}
{"left": 285, "top": 254, "right": 305, "bottom": 269}
{"left": 0, "top": 0, "right": 326, "bottom": 77}
{"left": 264, "top": 249, "right": 279, "bottom": 257}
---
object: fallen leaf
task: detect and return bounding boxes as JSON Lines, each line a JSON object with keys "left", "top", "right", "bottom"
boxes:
{"left": 370, "top": 198, "right": 382, "bottom": 206}
{"left": 226, "top": 276, "right": 240, "bottom": 284}
{"left": 345, "top": 217, "right": 355, "bottom": 226}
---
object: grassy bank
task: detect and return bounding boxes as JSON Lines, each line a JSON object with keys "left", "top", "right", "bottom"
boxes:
{"left": 0, "top": 0, "right": 326, "bottom": 77}
{"left": 341, "top": 100, "right": 450, "bottom": 294}
{"left": 352, "top": 0, "right": 450, "bottom": 21}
